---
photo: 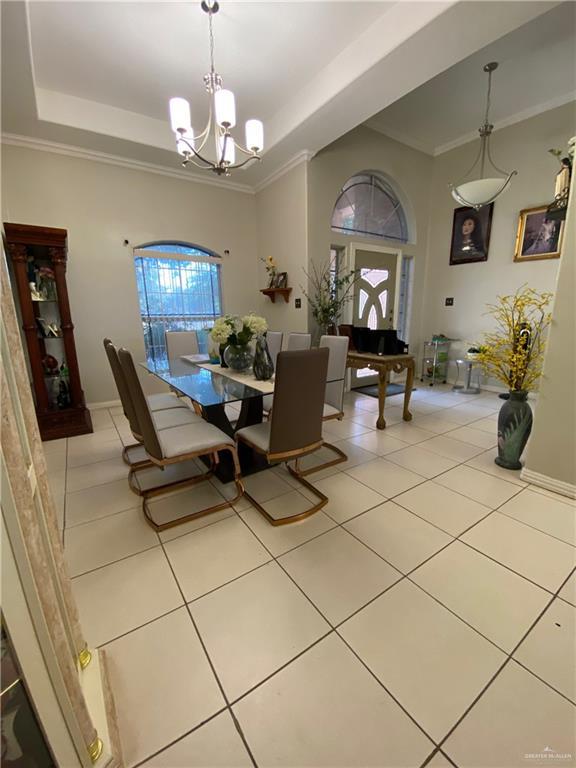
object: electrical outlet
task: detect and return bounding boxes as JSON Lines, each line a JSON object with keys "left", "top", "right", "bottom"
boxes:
{"left": 295, "top": 298, "right": 301, "bottom": 308}
{"left": 445, "top": 297, "right": 454, "bottom": 307}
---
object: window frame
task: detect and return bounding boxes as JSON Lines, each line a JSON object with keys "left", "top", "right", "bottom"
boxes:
{"left": 133, "top": 241, "right": 223, "bottom": 364}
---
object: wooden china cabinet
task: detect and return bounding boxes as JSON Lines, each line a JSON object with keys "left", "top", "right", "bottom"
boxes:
{"left": 4, "top": 223, "right": 92, "bottom": 440}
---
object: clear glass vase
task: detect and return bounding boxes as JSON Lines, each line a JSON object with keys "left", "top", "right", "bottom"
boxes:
{"left": 223, "top": 343, "right": 254, "bottom": 373}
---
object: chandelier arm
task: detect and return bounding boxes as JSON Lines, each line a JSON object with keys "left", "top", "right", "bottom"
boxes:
{"left": 486, "top": 140, "right": 512, "bottom": 177}
{"left": 234, "top": 142, "right": 260, "bottom": 158}
{"left": 455, "top": 141, "right": 484, "bottom": 183}
{"left": 227, "top": 155, "right": 261, "bottom": 171}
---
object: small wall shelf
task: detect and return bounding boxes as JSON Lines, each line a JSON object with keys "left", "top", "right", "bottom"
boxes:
{"left": 260, "top": 287, "right": 292, "bottom": 304}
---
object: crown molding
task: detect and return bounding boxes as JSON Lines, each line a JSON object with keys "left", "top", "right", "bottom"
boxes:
{"left": 434, "top": 92, "right": 576, "bottom": 156}
{"left": 254, "top": 150, "right": 314, "bottom": 194}
{"left": 0, "top": 133, "right": 255, "bottom": 195}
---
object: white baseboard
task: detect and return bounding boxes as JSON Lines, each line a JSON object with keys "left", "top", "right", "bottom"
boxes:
{"left": 87, "top": 399, "right": 121, "bottom": 411}
{"left": 520, "top": 468, "right": 576, "bottom": 499}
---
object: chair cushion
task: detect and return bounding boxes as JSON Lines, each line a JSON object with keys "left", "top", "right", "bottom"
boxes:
{"left": 153, "top": 408, "right": 201, "bottom": 430}
{"left": 261, "top": 394, "right": 274, "bottom": 413}
{"left": 235, "top": 422, "right": 271, "bottom": 453}
{"left": 147, "top": 393, "right": 188, "bottom": 411}
{"left": 323, "top": 403, "right": 343, "bottom": 419}
{"left": 157, "top": 421, "right": 235, "bottom": 459}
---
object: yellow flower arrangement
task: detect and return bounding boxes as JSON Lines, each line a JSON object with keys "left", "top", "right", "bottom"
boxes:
{"left": 260, "top": 255, "right": 277, "bottom": 286}
{"left": 478, "top": 286, "right": 552, "bottom": 392}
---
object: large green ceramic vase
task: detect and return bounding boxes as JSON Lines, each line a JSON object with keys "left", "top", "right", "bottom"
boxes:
{"left": 495, "top": 390, "right": 533, "bottom": 470}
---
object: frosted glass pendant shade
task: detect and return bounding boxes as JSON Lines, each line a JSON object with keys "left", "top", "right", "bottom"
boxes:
{"left": 215, "top": 89, "right": 236, "bottom": 128}
{"left": 169, "top": 98, "right": 192, "bottom": 134}
{"left": 218, "top": 135, "right": 236, "bottom": 165}
{"left": 177, "top": 130, "right": 194, "bottom": 156}
{"left": 245, "top": 119, "right": 264, "bottom": 152}
{"left": 451, "top": 174, "right": 515, "bottom": 209}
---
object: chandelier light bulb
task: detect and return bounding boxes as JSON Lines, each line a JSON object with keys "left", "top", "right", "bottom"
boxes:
{"left": 218, "top": 135, "right": 236, "bottom": 165}
{"left": 245, "top": 119, "right": 264, "bottom": 152}
{"left": 177, "top": 129, "right": 195, "bottom": 156}
{"left": 215, "top": 89, "right": 236, "bottom": 129}
{"left": 169, "top": 97, "right": 192, "bottom": 134}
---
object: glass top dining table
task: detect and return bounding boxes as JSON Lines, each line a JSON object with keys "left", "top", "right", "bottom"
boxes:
{"left": 141, "top": 355, "right": 268, "bottom": 408}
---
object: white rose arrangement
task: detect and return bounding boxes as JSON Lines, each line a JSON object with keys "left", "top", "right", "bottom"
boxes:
{"left": 210, "top": 314, "right": 267, "bottom": 347}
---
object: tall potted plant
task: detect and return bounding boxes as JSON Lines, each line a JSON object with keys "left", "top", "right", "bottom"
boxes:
{"left": 301, "top": 260, "right": 358, "bottom": 337}
{"left": 478, "top": 287, "right": 552, "bottom": 469}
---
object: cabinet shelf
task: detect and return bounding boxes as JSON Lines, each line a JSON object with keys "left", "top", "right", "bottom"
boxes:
{"left": 260, "top": 287, "right": 292, "bottom": 304}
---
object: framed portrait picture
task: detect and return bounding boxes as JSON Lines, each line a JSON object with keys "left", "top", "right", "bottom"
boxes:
{"left": 449, "top": 203, "right": 494, "bottom": 265}
{"left": 514, "top": 205, "right": 564, "bottom": 262}
{"left": 274, "top": 271, "right": 288, "bottom": 288}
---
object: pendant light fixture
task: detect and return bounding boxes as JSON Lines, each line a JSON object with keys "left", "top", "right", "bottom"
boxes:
{"left": 168, "top": 1, "right": 264, "bottom": 176}
{"left": 450, "top": 62, "right": 516, "bottom": 209}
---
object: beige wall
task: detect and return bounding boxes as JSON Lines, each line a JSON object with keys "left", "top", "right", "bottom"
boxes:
{"left": 1, "top": 144, "right": 258, "bottom": 403}
{"left": 421, "top": 103, "right": 574, "bottom": 366}
{"left": 524, "top": 178, "right": 576, "bottom": 491}
{"left": 255, "top": 162, "right": 309, "bottom": 334}
{"left": 307, "top": 125, "right": 434, "bottom": 348}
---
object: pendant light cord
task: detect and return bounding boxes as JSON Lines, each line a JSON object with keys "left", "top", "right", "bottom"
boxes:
{"left": 208, "top": 7, "right": 216, "bottom": 75}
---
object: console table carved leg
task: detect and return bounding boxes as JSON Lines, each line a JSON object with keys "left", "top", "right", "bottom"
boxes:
{"left": 377, "top": 368, "right": 388, "bottom": 430}
{"left": 403, "top": 361, "right": 414, "bottom": 422}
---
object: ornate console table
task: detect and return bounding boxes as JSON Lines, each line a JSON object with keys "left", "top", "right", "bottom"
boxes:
{"left": 346, "top": 352, "right": 415, "bottom": 430}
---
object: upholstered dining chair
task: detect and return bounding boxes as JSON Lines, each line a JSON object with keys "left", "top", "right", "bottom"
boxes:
{"left": 165, "top": 330, "right": 199, "bottom": 360}
{"left": 236, "top": 348, "right": 329, "bottom": 526}
{"left": 262, "top": 332, "right": 311, "bottom": 415}
{"left": 298, "top": 334, "right": 349, "bottom": 476}
{"left": 266, "top": 331, "right": 283, "bottom": 368}
{"left": 118, "top": 347, "right": 244, "bottom": 531}
{"left": 287, "top": 332, "right": 311, "bottom": 351}
{"left": 103, "top": 339, "right": 200, "bottom": 471}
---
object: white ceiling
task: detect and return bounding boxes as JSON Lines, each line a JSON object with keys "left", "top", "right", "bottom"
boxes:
{"left": 365, "top": 2, "right": 576, "bottom": 155}
{"left": 2, "top": 0, "right": 570, "bottom": 190}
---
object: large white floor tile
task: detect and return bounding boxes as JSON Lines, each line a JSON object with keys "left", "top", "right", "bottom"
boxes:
{"left": 145, "top": 482, "right": 232, "bottom": 533}
{"left": 420, "top": 435, "right": 484, "bottom": 462}
{"left": 66, "top": 456, "right": 128, "bottom": 492}
{"left": 395, "top": 482, "right": 491, "bottom": 537}
{"left": 381, "top": 424, "right": 437, "bottom": 445}
{"left": 313, "top": 472, "right": 386, "bottom": 524}
{"left": 233, "top": 634, "right": 434, "bottom": 767}
{"left": 465, "top": 449, "right": 527, "bottom": 487}
{"left": 414, "top": 416, "right": 462, "bottom": 434}
{"left": 45, "top": 449, "right": 66, "bottom": 475}
{"left": 164, "top": 516, "right": 270, "bottom": 601}
{"left": 64, "top": 507, "right": 159, "bottom": 577}
{"left": 340, "top": 580, "right": 505, "bottom": 741}
{"left": 89, "top": 408, "right": 116, "bottom": 431}
{"left": 323, "top": 418, "right": 372, "bottom": 440}
{"left": 66, "top": 478, "right": 139, "bottom": 527}
{"left": 192, "top": 562, "right": 329, "bottom": 700}
{"left": 443, "top": 662, "right": 576, "bottom": 767}
{"left": 385, "top": 445, "right": 458, "bottom": 479}
{"left": 72, "top": 548, "right": 183, "bottom": 647}
{"left": 559, "top": 572, "right": 575, "bottom": 606}
{"left": 141, "top": 711, "right": 251, "bottom": 767}
{"left": 434, "top": 465, "right": 521, "bottom": 509}
{"left": 499, "top": 488, "right": 576, "bottom": 546}
{"left": 348, "top": 430, "right": 410, "bottom": 457}
{"left": 469, "top": 415, "right": 499, "bottom": 433}
{"left": 346, "top": 458, "right": 425, "bottom": 498}
{"left": 67, "top": 437, "right": 123, "bottom": 468}
{"left": 462, "top": 513, "right": 576, "bottom": 593}
{"left": 241, "top": 468, "right": 293, "bottom": 503}
{"left": 105, "top": 608, "right": 224, "bottom": 767}
{"left": 279, "top": 527, "right": 401, "bottom": 625}
{"left": 514, "top": 598, "right": 575, "bottom": 702}
{"left": 67, "top": 428, "right": 120, "bottom": 448}
{"left": 447, "top": 426, "right": 498, "bottom": 450}
{"left": 329, "top": 438, "right": 381, "bottom": 470}
{"left": 345, "top": 502, "right": 452, "bottom": 573}
{"left": 239, "top": 505, "right": 336, "bottom": 557}
{"left": 42, "top": 437, "right": 67, "bottom": 454}
{"left": 411, "top": 541, "right": 551, "bottom": 652}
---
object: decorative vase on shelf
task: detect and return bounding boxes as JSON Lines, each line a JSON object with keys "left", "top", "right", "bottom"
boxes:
{"left": 223, "top": 343, "right": 254, "bottom": 373}
{"left": 253, "top": 335, "right": 274, "bottom": 381}
{"left": 495, "top": 390, "right": 533, "bottom": 470}
{"left": 219, "top": 343, "right": 229, "bottom": 368}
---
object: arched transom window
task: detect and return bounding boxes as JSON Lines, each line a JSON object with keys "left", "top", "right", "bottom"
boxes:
{"left": 331, "top": 172, "right": 408, "bottom": 243}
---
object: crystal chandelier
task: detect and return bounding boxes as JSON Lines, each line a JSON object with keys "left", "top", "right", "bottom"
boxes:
{"left": 450, "top": 62, "right": 516, "bottom": 209}
{"left": 168, "top": 1, "right": 264, "bottom": 176}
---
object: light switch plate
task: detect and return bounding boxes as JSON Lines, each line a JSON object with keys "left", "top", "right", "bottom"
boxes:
{"left": 445, "top": 297, "right": 454, "bottom": 307}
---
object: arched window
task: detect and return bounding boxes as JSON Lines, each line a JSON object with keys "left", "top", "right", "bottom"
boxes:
{"left": 133, "top": 241, "right": 222, "bottom": 363}
{"left": 331, "top": 172, "right": 409, "bottom": 242}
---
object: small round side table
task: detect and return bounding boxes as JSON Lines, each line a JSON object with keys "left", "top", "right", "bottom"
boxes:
{"left": 452, "top": 358, "right": 481, "bottom": 394}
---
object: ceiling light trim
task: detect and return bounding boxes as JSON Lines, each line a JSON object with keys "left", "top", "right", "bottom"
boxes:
{"left": 0, "top": 133, "right": 255, "bottom": 194}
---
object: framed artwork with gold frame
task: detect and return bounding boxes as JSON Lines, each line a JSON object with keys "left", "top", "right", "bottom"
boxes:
{"left": 514, "top": 205, "right": 564, "bottom": 262}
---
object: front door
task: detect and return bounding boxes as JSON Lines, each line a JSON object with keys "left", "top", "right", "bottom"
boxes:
{"left": 351, "top": 249, "right": 398, "bottom": 388}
